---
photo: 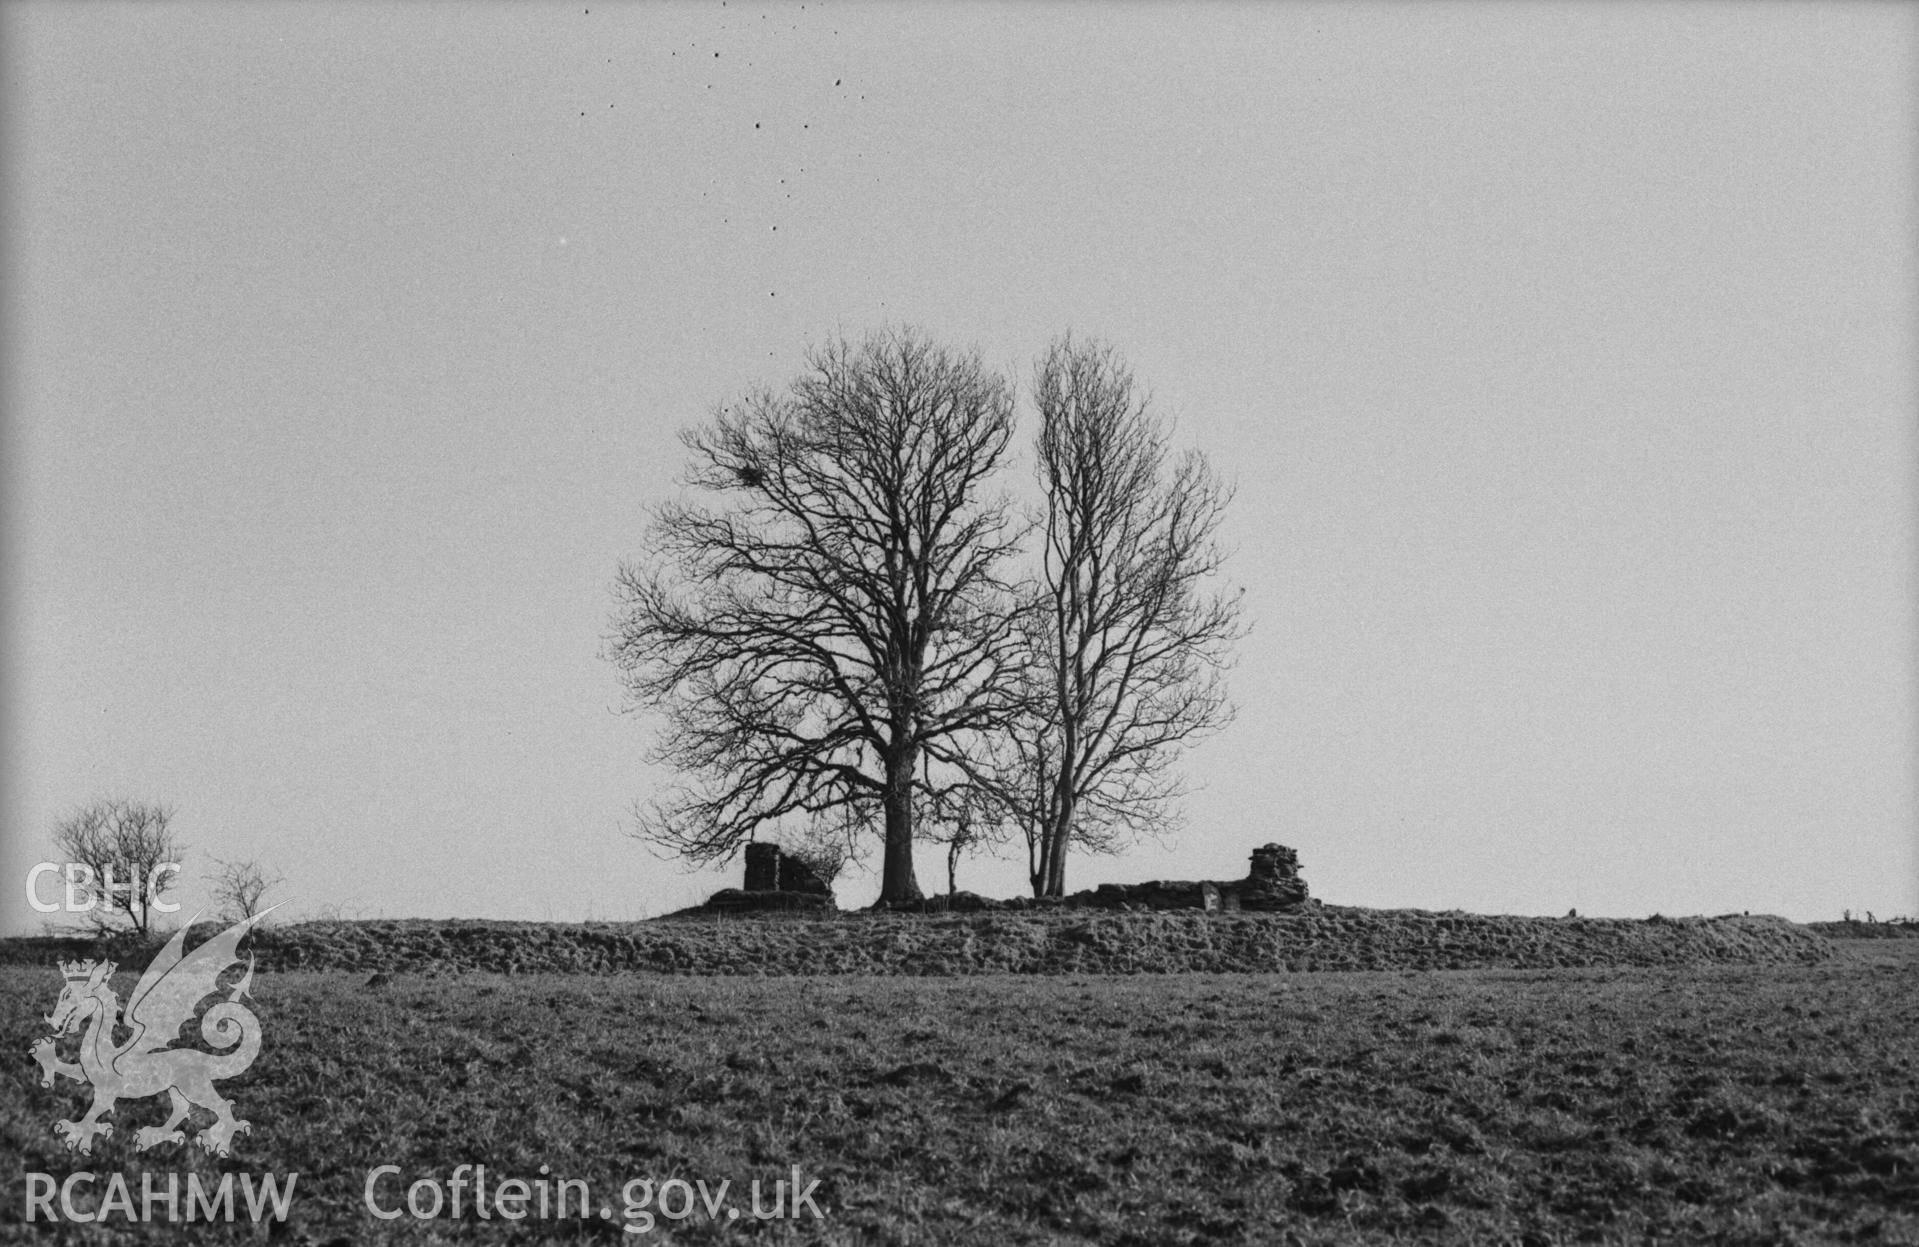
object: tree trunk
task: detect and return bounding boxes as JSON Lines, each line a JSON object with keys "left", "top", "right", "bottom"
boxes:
{"left": 875, "top": 746, "right": 924, "bottom": 907}
{"left": 1040, "top": 773, "right": 1076, "bottom": 897}
{"left": 1030, "top": 809, "right": 1058, "bottom": 897}
{"left": 1041, "top": 703, "right": 1080, "bottom": 897}
{"left": 1044, "top": 810, "right": 1070, "bottom": 897}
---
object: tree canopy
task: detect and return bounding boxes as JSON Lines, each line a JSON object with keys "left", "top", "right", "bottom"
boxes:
{"left": 609, "top": 329, "right": 1028, "bottom": 905}
{"left": 611, "top": 328, "right": 1243, "bottom": 904}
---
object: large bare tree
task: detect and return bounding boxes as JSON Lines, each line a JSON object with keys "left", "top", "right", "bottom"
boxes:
{"left": 50, "top": 798, "right": 186, "bottom": 936}
{"left": 609, "top": 329, "right": 1029, "bottom": 906}
{"left": 1014, "top": 336, "right": 1244, "bottom": 896}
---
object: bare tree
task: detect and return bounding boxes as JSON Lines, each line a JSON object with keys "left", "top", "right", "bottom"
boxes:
{"left": 915, "top": 768, "right": 1007, "bottom": 896}
{"left": 50, "top": 799, "right": 186, "bottom": 936}
{"left": 609, "top": 329, "right": 1030, "bottom": 906}
{"left": 933, "top": 790, "right": 999, "bottom": 897}
{"left": 772, "top": 819, "right": 855, "bottom": 890}
{"left": 210, "top": 857, "right": 285, "bottom": 923}
{"left": 1013, "top": 336, "right": 1245, "bottom": 896}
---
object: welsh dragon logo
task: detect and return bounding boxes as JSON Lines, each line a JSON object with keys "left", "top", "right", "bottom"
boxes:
{"left": 30, "top": 911, "right": 271, "bottom": 1157}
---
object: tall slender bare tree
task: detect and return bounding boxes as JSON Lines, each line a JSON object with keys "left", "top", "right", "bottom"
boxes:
{"left": 1014, "top": 336, "right": 1245, "bottom": 896}
{"left": 609, "top": 329, "right": 1028, "bottom": 906}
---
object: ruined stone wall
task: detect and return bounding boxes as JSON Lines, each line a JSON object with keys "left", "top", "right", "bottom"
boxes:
{"left": 1063, "top": 843, "right": 1313, "bottom": 913}
{"left": 730, "top": 841, "right": 1306, "bottom": 915}
{"left": 743, "top": 843, "right": 782, "bottom": 893}
{"left": 721, "top": 843, "right": 836, "bottom": 911}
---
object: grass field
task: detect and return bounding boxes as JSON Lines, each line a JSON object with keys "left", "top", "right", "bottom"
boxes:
{"left": 6, "top": 943, "right": 1916, "bottom": 1244}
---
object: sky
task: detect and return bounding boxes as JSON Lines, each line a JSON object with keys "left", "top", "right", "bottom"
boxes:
{"left": 3, "top": 1, "right": 1913, "bottom": 934}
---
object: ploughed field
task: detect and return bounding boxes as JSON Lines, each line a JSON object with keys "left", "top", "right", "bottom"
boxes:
{"left": 4, "top": 937, "right": 1915, "bottom": 1245}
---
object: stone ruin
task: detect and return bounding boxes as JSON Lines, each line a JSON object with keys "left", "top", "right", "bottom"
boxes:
{"left": 898, "top": 843, "right": 1316, "bottom": 914}
{"left": 1069, "top": 842, "right": 1314, "bottom": 913}
{"left": 1241, "top": 842, "right": 1314, "bottom": 910}
{"left": 696, "top": 842, "right": 837, "bottom": 914}
{"left": 742, "top": 842, "right": 834, "bottom": 896}
{"left": 683, "top": 840, "right": 1311, "bottom": 916}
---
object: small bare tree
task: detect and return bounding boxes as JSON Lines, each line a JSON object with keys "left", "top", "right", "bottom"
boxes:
{"left": 50, "top": 799, "right": 186, "bottom": 936}
{"left": 210, "top": 857, "right": 285, "bottom": 923}
{"left": 934, "top": 795, "right": 994, "bottom": 897}
{"left": 773, "top": 819, "right": 855, "bottom": 891}
{"left": 609, "top": 329, "right": 1031, "bottom": 906}
{"left": 1012, "top": 336, "right": 1245, "bottom": 896}
{"left": 916, "top": 770, "right": 1007, "bottom": 896}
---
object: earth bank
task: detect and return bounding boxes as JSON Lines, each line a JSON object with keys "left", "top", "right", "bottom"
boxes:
{"left": 3, "top": 908, "right": 1832, "bottom": 977}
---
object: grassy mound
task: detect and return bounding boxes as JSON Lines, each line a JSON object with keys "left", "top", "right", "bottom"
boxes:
{"left": 7, "top": 908, "right": 1830, "bottom": 977}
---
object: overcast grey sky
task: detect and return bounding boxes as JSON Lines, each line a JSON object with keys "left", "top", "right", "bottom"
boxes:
{"left": 4, "top": 1, "right": 1913, "bottom": 933}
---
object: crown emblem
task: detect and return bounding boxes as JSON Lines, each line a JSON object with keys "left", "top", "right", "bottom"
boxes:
{"left": 58, "top": 959, "right": 95, "bottom": 982}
